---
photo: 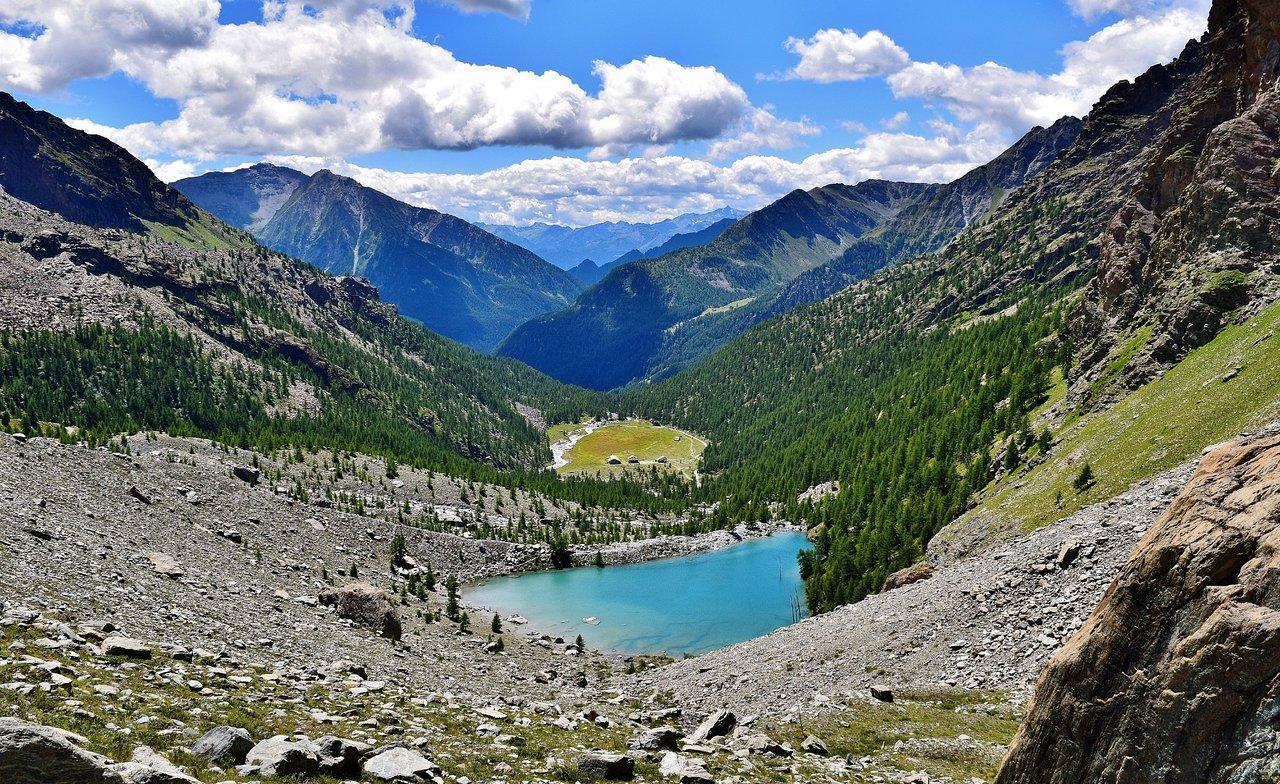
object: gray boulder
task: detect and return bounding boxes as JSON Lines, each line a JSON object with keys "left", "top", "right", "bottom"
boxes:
{"left": 362, "top": 746, "right": 441, "bottom": 782}
{"left": 232, "top": 465, "right": 261, "bottom": 484}
{"left": 190, "top": 726, "right": 253, "bottom": 766}
{"left": 688, "top": 709, "right": 735, "bottom": 742}
{"left": 319, "top": 583, "right": 403, "bottom": 641}
{"left": 102, "top": 636, "right": 152, "bottom": 659}
{"left": 114, "top": 747, "right": 200, "bottom": 784}
{"left": 577, "top": 751, "right": 635, "bottom": 780}
{"left": 0, "top": 719, "right": 122, "bottom": 784}
{"left": 628, "top": 727, "right": 682, "bottom": 751}
{"left": 800, "top": 734, "right": 830, "bottom": 756}
{"left": 741, "top": 733, "right": 792, "bottom": 757}
{"left": 658, "top": 752, "right": 714, "bottom": 783}
{"left": 312, "top": 735, "right": 369, "bottom": 777}
{"left": 244, "top": 735, "right": 318, "bottom": 777}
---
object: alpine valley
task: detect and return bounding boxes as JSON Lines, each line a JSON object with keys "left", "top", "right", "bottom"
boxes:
{"left": 1, "top": 1, "right": 1279, "bottom": 784}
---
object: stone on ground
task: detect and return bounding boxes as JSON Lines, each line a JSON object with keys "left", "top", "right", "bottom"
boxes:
{"left": 577, "top": 750, "right": 636, "bottom": 780}
{"left": 362, "top": 746, "right": 441, "bottom": 782}
{"left": 189, "top": 726, "right": 253, "bottom": 766}
{"left": 319, "top": 582, "right": 403, "bottom": 641}
{"left": 688, "top": 709, "right": 736, "bottom": 742}
{"left": 101, "top": 636, "right": 152, "bottom": 659}
{"left": 244, "top": 735, "right": 319, "bottom": 777}
{"left": 0, "top": 719, "right": 120, "bottom": 784}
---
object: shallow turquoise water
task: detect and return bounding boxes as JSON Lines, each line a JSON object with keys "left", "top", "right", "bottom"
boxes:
{"left": 464, "top": 532, "right": 812, "bottom": 656}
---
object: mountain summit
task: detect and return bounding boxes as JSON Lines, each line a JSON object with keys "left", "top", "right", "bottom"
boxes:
{"left": 177, "top": 166, "right": 582, "bottom": 350}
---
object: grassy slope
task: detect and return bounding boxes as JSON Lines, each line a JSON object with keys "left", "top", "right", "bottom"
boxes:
{"left": 954, "top": 300, "right": 1280, "bottom": 542}
{"left": 558, "top": 420, "right": 706, "bottom": 479}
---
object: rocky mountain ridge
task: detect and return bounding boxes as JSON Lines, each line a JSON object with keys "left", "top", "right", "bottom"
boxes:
{"left": 177, "top": 165, "right": 582, "bottom": 351}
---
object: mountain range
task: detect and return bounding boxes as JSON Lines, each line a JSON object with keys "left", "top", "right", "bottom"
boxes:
{"left": 566, "top": 217, "right": 739, "bottom": 286}
{"left": 481, "top": 207, "right": 745, "bottom": 270}
{"left": 498, "top": 118, "right": 1080, "bottom": 390}
{"left": 176, "top": 164, "right": 582, "bottom": 351}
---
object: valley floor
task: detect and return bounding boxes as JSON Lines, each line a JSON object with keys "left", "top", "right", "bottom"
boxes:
{"left": 0, "top": 427, "right": 1233, "bottom": 783}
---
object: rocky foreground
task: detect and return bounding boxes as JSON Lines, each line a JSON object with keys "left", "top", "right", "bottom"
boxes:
{"left": 8, "top": 420, "right": 1279, "bottom": 783}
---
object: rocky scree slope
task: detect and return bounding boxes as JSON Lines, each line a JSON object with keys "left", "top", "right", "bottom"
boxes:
{"left": 995, "top": 430, "right": 1280, "bottom": 784}
{"left": 646, "top": 455, "right": 1197, "bottom": 716}
{"left": 177, "top": 165, "right": 582, "bottom": 351}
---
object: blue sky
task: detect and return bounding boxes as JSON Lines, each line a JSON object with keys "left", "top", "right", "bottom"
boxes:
{"left": 0, "top": 0, "right": 1209, "bottom": 224}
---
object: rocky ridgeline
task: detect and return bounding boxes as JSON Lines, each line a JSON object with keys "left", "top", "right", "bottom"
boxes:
{"left": 647, "top": 460, "right": 1197, "bottom": 716}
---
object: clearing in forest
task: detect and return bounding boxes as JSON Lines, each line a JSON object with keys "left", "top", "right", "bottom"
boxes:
{"left": 551, "top": 419, "right": 706, "bottom": 479}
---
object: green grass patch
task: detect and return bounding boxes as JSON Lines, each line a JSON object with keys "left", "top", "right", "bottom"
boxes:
{"left": 144, "top": 214, "right": 245, "bottom": 251}
{"left": 779, "top": 690, "right": 1018, "bottom": 782}
{"left": 960, "top": 301, "right": 1280, "bottom": 538}
{"left": 558, "top": 419, "right": 706, "bottom": 479}
{"left": 1087, "top": 324, "right": 1152, "bottom": 404}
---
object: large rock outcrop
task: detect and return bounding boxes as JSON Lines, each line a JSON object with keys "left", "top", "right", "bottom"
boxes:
{"left": 995, "top": 432, "right": 1280, "bottom": 783}
{"left": 1070, "top": 0, "right": 1280, "bottom": 402}
{"left": 319, "top": 582, "right": 403, "bottom": 641}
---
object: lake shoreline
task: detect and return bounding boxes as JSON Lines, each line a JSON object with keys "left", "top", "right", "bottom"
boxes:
{"left": 464, "top": 529, "right": 814, "bottom": 658}
{"left": 566, "top": 520, "right": 805, "bottom": 569}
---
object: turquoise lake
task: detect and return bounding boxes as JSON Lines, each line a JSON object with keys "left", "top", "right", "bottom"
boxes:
{"left": 464, "top": 532, "right": 812, "bottom": 656}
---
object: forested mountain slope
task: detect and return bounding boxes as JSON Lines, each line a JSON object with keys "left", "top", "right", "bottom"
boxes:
{"left": 499, "top": 121, "right": 1079, "bottom": 389}
{"left": 628, "top": 0, "right": 1280, "bottom": 611}
{"left": 0, "top": 92, "right": 700, "bottom": 516}
{"left": 177, "top": 166, "right": 582, "bottom": 351}
{"left": 499, "top": 180, "right": 933, "bottom": 389}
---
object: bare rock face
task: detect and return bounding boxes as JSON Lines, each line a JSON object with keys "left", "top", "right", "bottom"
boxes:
{"left": 1070, "top": 0, "right": 1280, "bottom": 403}
{"left": 995, "top": 432, "right": 1280, "bottom": 784}
{"left": 319, "top": 583, "right": 403, "bottom": 641}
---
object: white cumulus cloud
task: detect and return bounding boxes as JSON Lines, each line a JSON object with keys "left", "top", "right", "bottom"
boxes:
{"left": 0, "top": 0, "right": 219, "bottom": 93}
{"left": 1, "top": 0, "right": 765, "bottom": 159}
{"left": 775, "top": 29, "right": 910, "bottom": 83}
{"left": 888, "top": 3, "right": 1208, "bottom": 130}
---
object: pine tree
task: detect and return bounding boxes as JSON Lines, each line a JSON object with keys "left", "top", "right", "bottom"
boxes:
{"left": 1074, "top": 462, "right": 1095, "bottom": 492}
